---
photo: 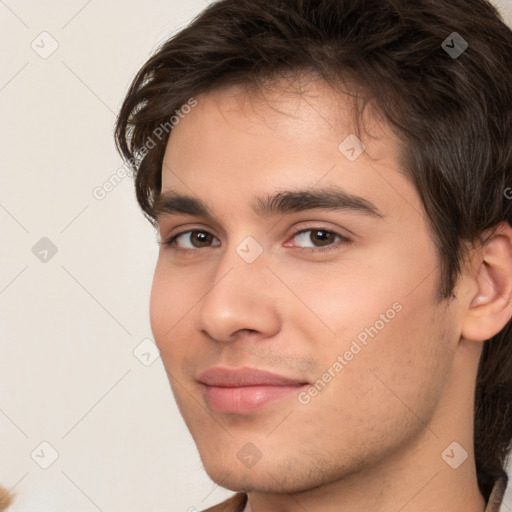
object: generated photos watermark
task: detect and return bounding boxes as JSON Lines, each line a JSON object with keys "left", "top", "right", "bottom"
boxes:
{"left": 298, "top": 301, "right": 403, "bottom": 405}
{"left": 92, "top": 97, "right": 198, "bottom": 201}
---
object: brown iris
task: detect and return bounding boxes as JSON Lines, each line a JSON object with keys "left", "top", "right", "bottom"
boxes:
{"left": 189, "top": 230, "right": 215, "bottom": 247}
{"left": 309, "top": 230, "right": 336, "bottom": 247}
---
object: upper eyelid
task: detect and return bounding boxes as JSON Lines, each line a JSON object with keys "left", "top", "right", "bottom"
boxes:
{"left": 161, "top": 219, "right": 349, "bottom": 236}
{"left": 158, "top": 213, "right": 358, "bottom": 238}
{"left": 290, "top": 225, "right": 349, "bottom": 237}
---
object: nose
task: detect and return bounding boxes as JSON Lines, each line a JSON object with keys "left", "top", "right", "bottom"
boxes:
{"left": 195, "top": 244, "right": 281, "bottom": 343}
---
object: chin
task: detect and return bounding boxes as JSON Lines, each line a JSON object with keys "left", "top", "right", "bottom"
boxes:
{"left": 199, "top": 451, "right": 348, "bottom": 495}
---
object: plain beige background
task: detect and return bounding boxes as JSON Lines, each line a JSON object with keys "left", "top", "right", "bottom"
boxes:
{"left": 1, "top": 1, "right": 511, "bottom": 511}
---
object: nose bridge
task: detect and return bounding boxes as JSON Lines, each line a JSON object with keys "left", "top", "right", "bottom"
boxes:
{"left": 196, "top": 235, "right": 280, "bottom": 341}
{"left": 214, "top": 233, "right": 268, "bottom": 292}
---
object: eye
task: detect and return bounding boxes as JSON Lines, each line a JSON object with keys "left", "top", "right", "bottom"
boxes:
{"left": 161, "top": 226, "right": 349, "bottom": 254}
{"left": 286, "top": 228, "right": 349, "bottom": 250}
{"left": 165, "top": 230, "right": 220, "bottom": 249}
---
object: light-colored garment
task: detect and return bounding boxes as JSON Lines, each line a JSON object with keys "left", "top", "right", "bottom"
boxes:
{"left": 203, "top": 473, "right": 509, "bottom": 512}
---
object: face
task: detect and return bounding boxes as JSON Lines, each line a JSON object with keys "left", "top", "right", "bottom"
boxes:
{"left": 150, "top": 81, "right": 461, "bottom": 493}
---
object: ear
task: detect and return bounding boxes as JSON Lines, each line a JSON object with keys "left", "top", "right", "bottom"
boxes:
{"left": 461, "top": 222, "right": 512, "bottom": 342}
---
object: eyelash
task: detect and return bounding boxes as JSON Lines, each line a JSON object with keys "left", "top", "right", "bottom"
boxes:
{"left": 159, "top": 226, "right": 351, "bottom": 255}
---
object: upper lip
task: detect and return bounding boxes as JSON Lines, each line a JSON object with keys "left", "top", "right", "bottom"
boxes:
{"left": 197, "top": 367, "right": 308, "bottom": 387}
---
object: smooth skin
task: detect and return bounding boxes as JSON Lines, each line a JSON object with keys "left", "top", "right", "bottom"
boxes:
{"left": 150, "top": 79, "right": 512, "bottom": 512}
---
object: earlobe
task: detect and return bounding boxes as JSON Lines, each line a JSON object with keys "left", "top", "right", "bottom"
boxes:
{"left": 461, "top": 223, "right": 512, "bottom": 342}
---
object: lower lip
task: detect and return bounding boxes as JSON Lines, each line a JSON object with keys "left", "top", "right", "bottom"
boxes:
{"left": 201, "top": 384, "right": 306, "bottom": 414}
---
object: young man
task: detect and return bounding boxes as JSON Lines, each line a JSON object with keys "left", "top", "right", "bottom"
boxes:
{"left": 115, "top": 0, "right": 512, "bottom": 510}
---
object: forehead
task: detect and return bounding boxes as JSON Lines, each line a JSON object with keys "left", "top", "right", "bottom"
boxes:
{"left": 165, "top": 79, "right": 394, "bottom": 154}
{"left": 160, "top": 81, "right": 415, "bottom": 220}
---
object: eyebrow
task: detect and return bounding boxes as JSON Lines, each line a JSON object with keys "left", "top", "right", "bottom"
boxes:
{"left": 153, "top": 187, "right": 384, "bottom": 220}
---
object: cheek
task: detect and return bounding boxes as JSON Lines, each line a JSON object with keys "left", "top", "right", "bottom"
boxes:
{"left": 309, "top": 296, "right": 454, "bottom": 426}
{"left": 149, "top": 259, "right": 215, "bottom": 374}
{"left": 288, "top": 307, "right": 455, "bottom": 469}
{"left": 149, "top": 261, "right": 188, "bottom": 357}
{"left": 274, "top": 256, "right": 431, "bottom": 350}
{"left": 149, "top": 263, "right": 168, "bottom": 344}
{"left": 283, "top": 243, "right": 451, "bottom": 422}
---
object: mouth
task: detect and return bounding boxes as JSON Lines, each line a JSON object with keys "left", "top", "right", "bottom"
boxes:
{"left": 197, "top": 367, "right": 310, "bottom": 414}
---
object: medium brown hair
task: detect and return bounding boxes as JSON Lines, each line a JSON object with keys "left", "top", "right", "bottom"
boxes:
{"left": 115, "top": 0, "right": 512, "bottom": 499}
{"left": 0, "top": 485, "right": 13, "bottom": 511}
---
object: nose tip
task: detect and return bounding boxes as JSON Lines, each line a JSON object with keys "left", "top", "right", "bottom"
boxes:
{"left": 195, "top": 261, "right": 281, "bottom": 344}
